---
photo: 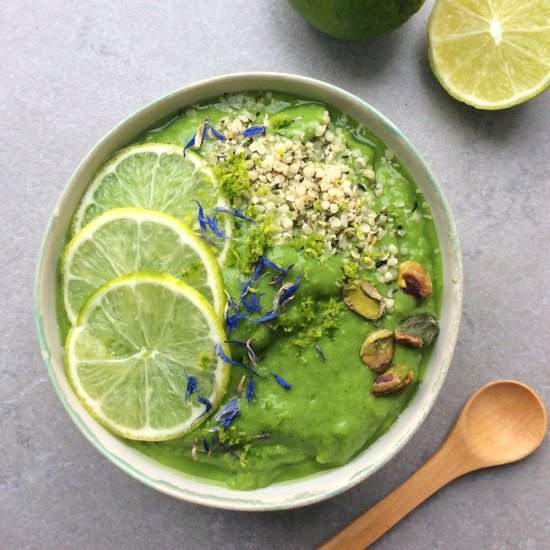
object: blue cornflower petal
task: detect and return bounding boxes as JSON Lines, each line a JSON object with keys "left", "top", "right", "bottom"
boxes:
{"left": 206, "top": 216, "right": 232, "bottom": 239}
{"left": 196, "top": 394, "right": 213, "bottom": 419}
{"left": 315, "top": 343, "right": 327, "bottom": 363}
{"left": 280, "top": 275, "right": 302, "bottom": 309}
{"left": 273, "top": 374, "right": 291, "bottom": 390}
{"left": 261, "top": 256, "right": 287, "bottom": 273}
{"left": 242, "top": 362, "right": 265, "bottom": 378}
{"left": 184, "top": 370, "right": 199, "bottom": 400}
{"left": 248, "top": 292, "right": 264, "bottom": 313}
{"left": 214, "top": 397, "right": 239, "bottom": 421}
{"left": 215, "top": 343, "right": 241, "bottom": 366}
{"left": 183, "top": 133, "right": 196, "bottom": 156}
{"left": 215, "top": 207, "right": 257, "bottom": 224}
{"left": 246, "top": 378, "right": 256, "bottom": 402}
{"left": 269, "top": 265, "right": 294, "bottom": 286}
{"left": 225, "top": 339, "right": 247, "bottom": 347}
{"left": 214, "top": 397, "right": 241, "bottom": 429}
{"left": 247, "top": 260, "right": 264, "bottom": 287}
{"left": 249, "top": 312, "right": 281, "bottom": 324}
{"left": 267, "top": 283, "right": 291, "bottom": 314}
{"left": 219, "top": 442, "right": 241, "bottom": 460}
{"left": 241, "top": 292, "right": 263, "bottom": 314}
{"left": 241, "top": 125, "right": 265, "bottom": 137}
{"left": 194, "top": 200, "right": 207, "bottom": 231}
{"left": 239, "top": 262, "right": 263, "bottom": 301}
{"left": 224, "top": 310, "right": 247, "bottom": 334}
{"left": 209, "top": 124, "right": 226, "bottom": 141}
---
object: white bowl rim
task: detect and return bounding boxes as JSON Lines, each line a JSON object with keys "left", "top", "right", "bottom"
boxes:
{"left": 34, "top": 72, "right": 463, "bottom": 511}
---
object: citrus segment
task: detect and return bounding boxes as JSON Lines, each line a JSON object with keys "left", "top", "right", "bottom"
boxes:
{"left": 428, "top": 0, "right": 550, "bottom": 109}
{"left": 66, "top": 273, "right": 231, "bottom": 441}
{"left": 62, "top": 208, "right": 225, "bottom": 324}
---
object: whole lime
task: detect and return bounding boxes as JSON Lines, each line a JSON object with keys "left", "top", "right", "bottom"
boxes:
{"left": 287, "top": 0, "right": 426, "bottom": 41}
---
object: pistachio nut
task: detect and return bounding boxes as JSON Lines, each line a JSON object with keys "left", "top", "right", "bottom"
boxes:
{"left": 343, "top": 280, "right": 385, "bottom": 321}
{"left": 395, "top": 312, "right": 440, "bottom": 348}
{"left": 398, "top": 261, "right": 432, "bottom": 302}
{"left": 371, "top": 365, "right": 414, "bottom": 396}
{"left": 360, "top": 328, "right": 394, "bottom": 373}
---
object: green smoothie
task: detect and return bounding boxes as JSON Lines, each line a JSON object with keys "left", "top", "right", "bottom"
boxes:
{"left": 58, "top": 91, "right": 442, "bottom": 490}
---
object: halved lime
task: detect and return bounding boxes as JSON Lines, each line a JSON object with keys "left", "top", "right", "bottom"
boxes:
{"left": 72, "top": 144, "right": 231, "bottom": 261}
{"left": 428, "top": 0, "right": 550, "bottom": 109}
{"left": 66, "top": 273, "right": 231, "bottom": 441}
{"left": 62, "top": 208, "right": 225, "bottom": 324}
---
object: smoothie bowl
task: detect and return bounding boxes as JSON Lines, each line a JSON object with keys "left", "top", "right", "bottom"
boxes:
{"left": 35, "top": 73, "right": 462, "bottom": 510}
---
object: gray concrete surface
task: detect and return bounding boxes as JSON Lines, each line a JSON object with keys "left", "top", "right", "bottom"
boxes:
{"left": 1, "top": 1, "right": 549, "bottom": 548}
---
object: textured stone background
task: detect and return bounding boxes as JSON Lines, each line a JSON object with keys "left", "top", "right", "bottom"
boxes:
{"left": 1, "top": 1, "right": 549, "bottom": 548}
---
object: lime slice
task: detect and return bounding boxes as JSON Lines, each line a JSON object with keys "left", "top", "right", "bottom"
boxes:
{"left": 72, "top": 144, "right": 231, "bottom": 261}
{"left": 62, "top": 208, "right": 225, "bottom": 324}
{"left": 66, "top": 273, "right": 231, "bottom": 441}
{"left": 428, "top": 0, "right": 550, "bottom": 109}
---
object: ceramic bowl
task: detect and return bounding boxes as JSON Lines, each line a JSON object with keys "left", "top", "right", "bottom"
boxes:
{"left": 34, "top": 73, "right": 463, "bottom": 510}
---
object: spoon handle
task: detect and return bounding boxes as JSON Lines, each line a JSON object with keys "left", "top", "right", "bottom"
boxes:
{"left": 319, "top": 440, "right": 471, "bottom": 550}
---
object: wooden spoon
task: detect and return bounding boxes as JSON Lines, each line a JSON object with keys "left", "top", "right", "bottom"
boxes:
{"left": 320, "top": 380, "right": 547, "bottom": 550}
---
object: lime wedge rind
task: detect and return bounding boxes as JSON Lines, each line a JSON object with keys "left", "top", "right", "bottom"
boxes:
{"left": 66, "top": 273, "right": 231, "bottom": 441}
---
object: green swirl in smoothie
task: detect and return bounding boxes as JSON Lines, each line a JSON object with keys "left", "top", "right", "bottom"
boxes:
{"left": 58, "top": 91, "right": 442, "bottom": 490}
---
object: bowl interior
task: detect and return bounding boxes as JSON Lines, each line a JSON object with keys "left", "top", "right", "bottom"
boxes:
{"left": 35, "top": 73, "right": 463, "bottom": 510}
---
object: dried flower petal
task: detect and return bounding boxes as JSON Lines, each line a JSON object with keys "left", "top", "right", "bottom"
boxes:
{"left": 315, "top": 343, "right": 327, "bottom": 363}
{"left": 279, "top": 275, "right": 302, "bottom": 309}
{"left": 194, "top": 120, "right": 208, "bottom": 148}
{"left": 194, "top": 200, "right": 207, "bottom": 231}
{"left": 224, "top": 290, "right": 240, "bottom": 313}
{"left": 273, "top": 374, "right": 291, "bottom": 390}
{"left": 215, "top": 206, "right": 257, "bottom": 224}
{"left": 183, "top": 133, "right": 196, "bottom": 156}
{"left": 184, "top": 369, "right": 199, "bottom": 400}
{"left": 242, "top": 362, "right": 264, "bottom": 378}
{"left": 215, "top": 343, "right": 240, "bottom": 366}
{"left": 219, "top": 442, "right": 241, "bottom": 460}
{"left": 241, "top": 292, "right": 263, "bottom": 314}
{"left": 214, "top": 397, "right": 241, "bottom": 428}
{"left": 269, "top": 265, "right": 294, "bottom": 286}
{"left": 246, "top": 338, "right": 259, "bottom": 366}
{"left": 246, "top": 378, "right": 256, "bottom": 402}
{"left": 235, "top": 375, "right": 246, "bottom": 396}
{"left": 206, "top": 215, "right": 232, "bottom": 239}
{"left": 241, "top": 125, "right": 265, "bottom": 137}
{"left": 196, "top": 394, "right": 213, "bottom": 419}
{"left": 261, "top": 256, "right": 288, "bottom": 273}
{"left": 226, "top": 339, "right": 247, "bottom": 347}
{"left": 209, "top": 124, "right": 226, "bottom": 141}
{"left": 249, "top": 312, "right": 281, "bottom": 324}
{"left": 192, "top": 439, "right": 198, "bottom": 461}
{"left": 224, "top": 310, "right": 247, "bottom": 334}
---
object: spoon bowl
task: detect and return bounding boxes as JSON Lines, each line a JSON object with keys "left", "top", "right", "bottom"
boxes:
{"left": 461, "top": 380, "right": 547, "bottom": 466}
